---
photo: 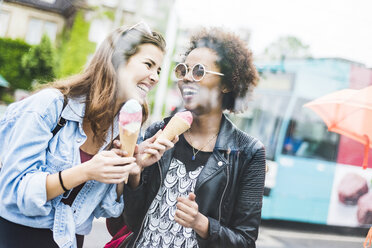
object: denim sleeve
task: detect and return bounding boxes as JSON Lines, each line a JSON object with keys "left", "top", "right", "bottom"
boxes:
{"left": 1, "top": 111, "right": 56, "bottom": 216}
{"left": 93, "top": 184, "right": 124, "bottom": 218}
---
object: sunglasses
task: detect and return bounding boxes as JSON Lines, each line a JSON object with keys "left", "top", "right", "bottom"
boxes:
{"left": 174, "top": 63, "right": 224, "bottom": 82}
{"left": 127, "top": 21, "right": 152, "bottom": 35}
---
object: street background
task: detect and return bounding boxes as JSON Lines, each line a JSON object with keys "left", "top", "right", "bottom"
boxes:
{"left": 1, "top": 0, "right": 372, "bottom": 247}
{"left": 84, "top": 218, "right": 368, "bottom": 248}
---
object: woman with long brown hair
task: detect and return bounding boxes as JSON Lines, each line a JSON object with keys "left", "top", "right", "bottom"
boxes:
{"left": 0, "top": 22, "right": 172, "bottom": 248}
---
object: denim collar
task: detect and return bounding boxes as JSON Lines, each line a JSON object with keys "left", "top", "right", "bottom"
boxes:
{"left": 61, "top": 95, "right": 86, "bottom": 123}
{"left": 61, "top": 95, "right": 119, "bottom": 149}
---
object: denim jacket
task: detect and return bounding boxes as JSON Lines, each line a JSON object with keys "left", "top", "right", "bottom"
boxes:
{"left": 0, "top": 89, "right": 124, "bottom": 248}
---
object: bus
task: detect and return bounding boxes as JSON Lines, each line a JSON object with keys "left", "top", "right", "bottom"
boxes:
{"left": 229, "top": 58, "right": 372, "bottom": 228}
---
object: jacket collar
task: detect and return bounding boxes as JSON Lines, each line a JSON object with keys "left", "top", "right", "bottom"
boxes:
{"left": 161, "top": 113, "right": 239, "bottom": 191}
{"left": 61, "top": 95, "right": 86, "bottom": 123}
{"left": 214, "top": 114, "right": 240, "bottom": 152}
{"left": 158, "top": 113, "right": 240, "bottom": 182}
{"left": 60, "top": 95, "right": 119, "bottom": 149}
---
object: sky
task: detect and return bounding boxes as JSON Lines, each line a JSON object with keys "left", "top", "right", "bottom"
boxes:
{"left": 176, "top": 0, "right": 372, "bottom": 67}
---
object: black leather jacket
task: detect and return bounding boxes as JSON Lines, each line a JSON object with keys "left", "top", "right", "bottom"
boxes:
{"left": 123, "top": 114, "right": 266, "bottom": 248}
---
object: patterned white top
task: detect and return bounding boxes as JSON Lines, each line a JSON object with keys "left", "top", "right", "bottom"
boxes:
{"left": 135, "top": 158, "right": 204, "bottom": 248}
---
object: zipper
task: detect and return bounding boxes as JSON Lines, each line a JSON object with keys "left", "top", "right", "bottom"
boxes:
{"left": 218, "top": 165, "right": 230, "bottom": 222}
{"left": 122, "top": 232, "right": 133, "bottom": 247}
{"left": 131, "top": 161, "right": 163, "bottom": 247}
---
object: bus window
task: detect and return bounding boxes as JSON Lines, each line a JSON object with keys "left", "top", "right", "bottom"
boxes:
{"left": 229, "top": 92, "right": 290, "bottom": 160}
{"left": 282, "top": 98, "right": 340, "bottom": 162}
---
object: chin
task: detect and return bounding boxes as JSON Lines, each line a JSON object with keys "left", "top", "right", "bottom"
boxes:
{"left": 183, "top": 102, "right": 199, "bottom": 112}
{"left": 127, "top": 95, "right": 144, "bottom": 105}
{"left": 136, "top": 97, "right": 145, "bottom": 105}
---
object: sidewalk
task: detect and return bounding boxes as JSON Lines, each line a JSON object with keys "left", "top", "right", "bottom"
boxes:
{"left": 84, "top": 218, "right": 111, "bottom": 248}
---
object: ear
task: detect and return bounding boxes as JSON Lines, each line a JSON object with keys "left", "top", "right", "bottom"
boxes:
{"left": 221, "top": 86, "right": 231, "bottom": 94}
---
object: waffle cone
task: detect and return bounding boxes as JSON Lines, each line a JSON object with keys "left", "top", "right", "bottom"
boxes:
{"left": 119, "top": 125, "right": 140, "bottom": 183}
{"left": 142, "top": 115, "right": 190, "bottom": 161}
{"left": 158, "top": 115, "right": 190, "bottom": 140}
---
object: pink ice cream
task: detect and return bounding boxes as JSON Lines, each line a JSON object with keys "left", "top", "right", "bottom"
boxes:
{"left": 118, "top": 99, "right": 142, "bottom": 183}
{"left": 175, "top": 111, "right": 193, "bottom": 125}
{"left": 119, "top": 99, "right": 142, "bottom": 131}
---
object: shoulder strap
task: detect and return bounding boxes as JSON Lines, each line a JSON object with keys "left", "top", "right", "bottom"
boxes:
{"left": 52, "top": 96, "right": 68, "bottom": 137}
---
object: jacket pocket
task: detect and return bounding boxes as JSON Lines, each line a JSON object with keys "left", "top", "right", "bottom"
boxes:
{"left": 45, "top": 150, "right": 72, "bottom": 173}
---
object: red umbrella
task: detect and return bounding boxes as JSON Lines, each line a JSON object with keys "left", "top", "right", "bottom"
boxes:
{"left": 304, "top": 86, "right": 372, "bottom": 169}
{"left": 304, "top": 85, "right": 372, "bottom": 247}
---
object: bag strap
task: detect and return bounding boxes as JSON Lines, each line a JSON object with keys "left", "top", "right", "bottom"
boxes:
{"left": 52, "top": 96, "right": 68, "bottom": 137}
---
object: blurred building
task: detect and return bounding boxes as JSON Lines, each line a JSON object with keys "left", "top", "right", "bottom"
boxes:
{"left": 86, "top": 0, "right": 174, "bottom": 47}
{"left": 0, "top": 0, "right": 174, "bottom": 46}
{"left": 0, "top": 0, "right": 78, "bottom": 44}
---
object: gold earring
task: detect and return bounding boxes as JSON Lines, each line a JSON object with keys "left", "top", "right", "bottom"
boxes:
{"left": 222, "top": 88, "right": 230, "bottom": 93}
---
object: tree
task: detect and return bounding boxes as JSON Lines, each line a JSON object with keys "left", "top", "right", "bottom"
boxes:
{"left": 57, "top": 11, "right": 96, "bottom": 77}
{"left": 0, "top": 38, "right": 31, "bottom": 90}
{"left": 21, "top": 34, "right": 56, "bottom": 86}
{"left": 263, "top": 36, "right": 311, "bottom": 61}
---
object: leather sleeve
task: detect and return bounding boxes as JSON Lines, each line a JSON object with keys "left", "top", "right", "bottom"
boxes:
{"left": 122, "top": 181, "right": 148, "bottom": 233}
{"left": 198, "top": 143, "right": 266, "bottom": 248}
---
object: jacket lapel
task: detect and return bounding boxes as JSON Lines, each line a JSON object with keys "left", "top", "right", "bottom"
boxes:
{"left": 195, "top": 115, "right": 239, "bottom": 191}
{"left": 195, "top": 150, "right": 228, "bottom": 191}
{"left": 157, "top": 114, "right": 241, "bottom": 191}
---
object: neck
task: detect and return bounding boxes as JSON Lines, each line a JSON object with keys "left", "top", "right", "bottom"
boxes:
{"left": 189, "top": 110, "right": 223, "bottom": 136}
{"left": 80, "top": 119, "right": 101, "bottom": 154}
{"left": 184, "top": 110, "right": 222, "bottom": 153}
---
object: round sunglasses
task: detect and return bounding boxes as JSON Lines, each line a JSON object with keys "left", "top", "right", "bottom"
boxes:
{"left": 174, "top": 63, "right": 224, "bottom": 82}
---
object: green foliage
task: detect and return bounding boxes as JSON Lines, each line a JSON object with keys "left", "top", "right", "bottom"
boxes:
{"left": 57, "top": 11, "right": 96, "bottom": 77}
{"left": 0, "top": 38, "right": 32, "bottom": 90}
{"left": 102, "top": 10, "right": 115, "bottom": 21}
{"left": 1, "top": 92, "right": 14, "bottom": 104}
{"left": 21, "top": 34, "right": 56, "bottom": 85}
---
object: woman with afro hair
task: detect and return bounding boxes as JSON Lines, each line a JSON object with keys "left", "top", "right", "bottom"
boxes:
{"left": 109, "top": 27, "right": 266, "bottom": 248}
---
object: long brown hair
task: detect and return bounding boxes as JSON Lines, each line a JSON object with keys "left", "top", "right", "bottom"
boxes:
{"left": 52, "top": 25, "right": 166, "bottom": 146}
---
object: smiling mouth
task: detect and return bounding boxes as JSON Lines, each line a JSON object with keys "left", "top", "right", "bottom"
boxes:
{"left": 137, "top": 83, "right": 150, "bottom": 95}
{"left": 182, "top": 87, "right": 198, "bottom": 97}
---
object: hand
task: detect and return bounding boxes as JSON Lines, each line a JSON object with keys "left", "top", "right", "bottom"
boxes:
{"left": 175, "top": 192, "right": 200, "bottom": 228}
{"left": 175, "top": 193, "right": 209, "bottom": 239}
{"left": 112, "top": 141, "right": 142, "bottom": 175}
{"left": 136, "top": 130, "right": 179, "bottom": 168}
{"left": 83, "top": 150, "right": 137, "bottom": 184}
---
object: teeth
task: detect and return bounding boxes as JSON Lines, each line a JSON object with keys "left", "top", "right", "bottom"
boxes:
{"left": 183, "top": 88, "right": 197, "bottom": 95}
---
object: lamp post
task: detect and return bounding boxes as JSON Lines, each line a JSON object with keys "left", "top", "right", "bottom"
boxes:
{"left": 152, "top": 0, "right": 178, "bottom": 122}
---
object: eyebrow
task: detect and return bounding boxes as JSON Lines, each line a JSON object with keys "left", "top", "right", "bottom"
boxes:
{"left": 147, "top": 58, "right": 162, "bottom": 71}
{"left": 146, "top": 58, "right": 156, "bottom": 66}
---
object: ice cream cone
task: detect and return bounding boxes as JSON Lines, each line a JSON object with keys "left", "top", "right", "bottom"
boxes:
{"left": 142, "top": 112, "right": 192, "bottom": 161}
{"left": 119, "top": 125, "right": 140, "bottom": 184}
{"left": 119, "top": 125, "right": 140, "bottom": 157}
{"left": 158, "top": 115, "right": 191, "bottom": 140}
{"left": 118, "top": 99, "right": 142, "bottom": 184}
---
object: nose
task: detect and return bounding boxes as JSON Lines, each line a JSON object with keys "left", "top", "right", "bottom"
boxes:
{"left": 183, "top": 68, "right": 193, "bottom": 82}
{"left": 149, "top": 71, "right": 159, "bottom": 84}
